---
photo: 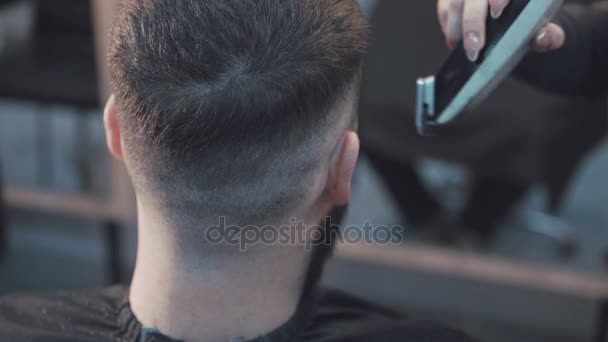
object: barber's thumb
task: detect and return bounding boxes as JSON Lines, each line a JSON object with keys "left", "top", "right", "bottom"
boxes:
{"left": 532, "top": 23, "right": 565, "bottom": 52}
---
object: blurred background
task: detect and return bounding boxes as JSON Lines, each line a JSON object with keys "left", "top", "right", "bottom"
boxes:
{"left": 1, "top": 0, "right": 608, "bottom": 341}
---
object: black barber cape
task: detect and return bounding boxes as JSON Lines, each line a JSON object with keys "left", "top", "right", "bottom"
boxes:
{"left": 0, "top": 286, "right": 476, "bottom": 342}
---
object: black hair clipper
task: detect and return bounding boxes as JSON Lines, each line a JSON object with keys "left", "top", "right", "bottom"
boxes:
{"left": 416, "top": 0, "right": 563, "bottom": 135}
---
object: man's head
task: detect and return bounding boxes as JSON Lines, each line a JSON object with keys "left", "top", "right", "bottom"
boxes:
{"left": 104, "top": 0, "right": 368, "bottom": 232}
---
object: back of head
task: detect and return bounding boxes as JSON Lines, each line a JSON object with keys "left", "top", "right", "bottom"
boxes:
{"left": 109, "top": 0, "right": 368, "bottom": 228}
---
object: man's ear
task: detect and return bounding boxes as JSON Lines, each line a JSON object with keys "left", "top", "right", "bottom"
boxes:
{"left": 103, "top": 94, "right": 124, "bottom": 160}
{"left": 325, "top": 131, "right": 360, "bottom": 205}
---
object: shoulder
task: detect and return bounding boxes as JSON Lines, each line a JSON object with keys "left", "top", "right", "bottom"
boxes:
{"left": 0, "top": 286, "right": 133, "bottom": 342}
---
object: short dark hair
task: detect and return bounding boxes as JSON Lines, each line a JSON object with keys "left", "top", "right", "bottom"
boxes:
{"left": 109, "top": 0, "right": 367, "bottom": 225}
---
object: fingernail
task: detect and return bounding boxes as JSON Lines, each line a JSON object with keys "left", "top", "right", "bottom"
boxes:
{"left": 466, "top": 32, "right": 481, "bottom": 62}
{"left": 535, "top": 28, "right": 551, "bottom": 50}
{"left": 491, "top": 1, "right": 506, "bottom": 19}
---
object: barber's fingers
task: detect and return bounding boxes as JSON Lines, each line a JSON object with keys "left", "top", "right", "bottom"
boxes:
{"left": 439, "top": 0, "right": 465, "bottom": 48}
{"left": 438, "top": 0, "right": 562, "bottom": 58}
{"left": 462, "top": 0, "right": 491, "bottom": 62}
{"left": 532, "top": 22, "right": 565, "bottom": 52}
{"left": 438, "top": 0, "right": 448, "bottom": 35}
{"left": 489, "top": 0, "right": 510, "bottom": 19}
{"left": 438, "top": 0, "right": 511, "bottom": 59}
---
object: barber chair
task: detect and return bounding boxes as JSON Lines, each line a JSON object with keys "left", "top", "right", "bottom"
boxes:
{"left": 0, "top": 0, "right": 123, "bottom": 283}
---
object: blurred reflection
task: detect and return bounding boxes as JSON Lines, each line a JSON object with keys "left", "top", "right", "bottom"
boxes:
{"left": 0, "top": 0, "right": 107, "bottom": 276}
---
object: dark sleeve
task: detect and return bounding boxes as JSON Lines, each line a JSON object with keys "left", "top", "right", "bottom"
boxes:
{"left": 515, "top": 1, "right": 608, "bottom": 97}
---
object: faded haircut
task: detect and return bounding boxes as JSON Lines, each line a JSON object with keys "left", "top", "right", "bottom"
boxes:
{"left": 109, "top": 0, "right": 368, "bottom": 226}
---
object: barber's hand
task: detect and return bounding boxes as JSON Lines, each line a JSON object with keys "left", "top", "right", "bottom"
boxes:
{"left": 437, "top": 0, "right": 565, "bottom": 61}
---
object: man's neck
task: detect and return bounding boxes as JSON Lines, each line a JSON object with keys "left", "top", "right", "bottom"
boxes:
{"left": 129, "top": 209, "right": 313, "bottom": 342}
